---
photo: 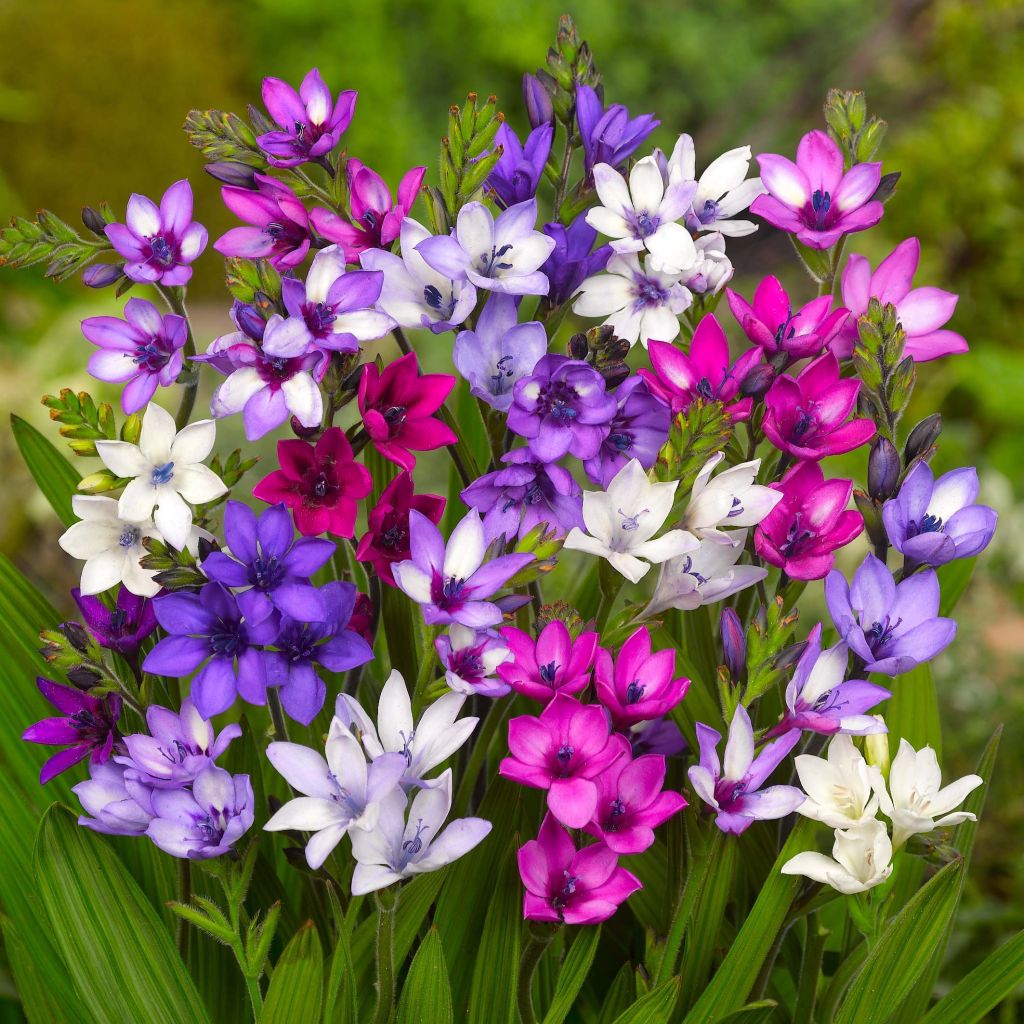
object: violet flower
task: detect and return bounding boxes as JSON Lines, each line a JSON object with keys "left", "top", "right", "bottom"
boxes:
{"left": 82, "top": 298, "right": 188, "bottom": 414}
{"left": 72, "top": 585, "right": 156, "bottom": 657}
{"left": 392, "top": 508, "right": 533, "bottom": 628}
{"left": 825, "top": 553, "right": 957, "bottom": 676}
{"left": 435, "top": 624, "right": 512, "bottom": 698}
{"left": 143, "top": 582, "right": 279, "bottom": 718}
{"left": 500, "top": 693, "right": 630, "bottom": 829}
{"left": 257, "top": 68, "right": 356, "bottom": 168}
{"left": 575, "top": 84, "right": 659, "bottom": 178}
{"left": 74, "top": 762, "right": 155, "bottom": 836}
{"left": 540, "top": 213, "right": 612, "bottom": 306}
{"left": 453, "top": 293, "right": 547, "bottom": 411}
{"left": 23, "top": 678, "right": 122, "bottom": 784}
{"left": 688, "top": 705, "right": 804, "bottom": 834}
{"left": 486, "top": 122, "right": 553, "bottom": 208}
{"left": 215, "top": 175, "right": 311, "bottom": 269}
{"left": 519, "top": 813, "right": 642, "bottom": 924}
{"left": 751, "top": 130, "right": 883, "bottom": 249}
{"left": 105, "top": 180, "right": 207, "bottom": 286}
{"left": 507, "top": 354, "right": 617, "bottom": 462}
{"left": 882, "top": 461, "right": 997, "bottom": 567}
{"left": 496, "top": 620, "right": 599, "bottom": 703}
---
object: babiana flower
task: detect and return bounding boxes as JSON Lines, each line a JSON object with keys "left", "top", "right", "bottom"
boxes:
{"left": 781, "top": 819, "right": 893, "bottom": 894}
{"left": 793, "top": 734, "right": 881, "bottom": 829}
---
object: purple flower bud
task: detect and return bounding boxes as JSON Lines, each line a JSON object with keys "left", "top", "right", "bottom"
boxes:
{"left": 720, "top": 607, "right": 745, "bottom": 681}
{"left": 62, "top": 621, "right": 92, "bottom": 654}
{"left": 773, "top": 640, "right": 808, "bottom": 671}
{"left": 904, "top": 413, "right": 942, "bottom": 465}
{"left": 82, "top": 263, "right": 124, "bottom": 289}
{"left": 81, "top": 206, "right": 108, "bottom": 237}
{"left": 67, "top": 666, "right": 102, "bottom": 690}
{"left": 204, "top": 161, "right": 259, "bottom": 189}
{"left": 868, "top": 436, "right": 901, "bottom": 501}
{"left": 290, "top": 415, "right": 321, "bottom": 440}
{"left": 234, "top": 302, "right": 268, "bottom": 341}
{"left": 523, "top": 73, "right": 554, "bottom": 128}
{"left": 567, "top": 332, "right": 590, "bottom": 361}
{"left": 740, "top": 363, "right": 776, "bottom": 399}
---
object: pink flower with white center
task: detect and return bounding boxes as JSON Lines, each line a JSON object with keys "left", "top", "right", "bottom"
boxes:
{"left": 496, "top": 620, "right": 599, "bottom": 703}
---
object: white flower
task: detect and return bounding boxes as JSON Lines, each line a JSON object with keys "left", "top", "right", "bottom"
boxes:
{"left": 658, "top": 135, "right": 766, "bottom": 237}
{"left": 643, "top": 530, "right": 767, "bottom": 616}
{"left": 586, "top": 157, "right": 698, "bottom": 273}
{"left": 781, "top": 820, "right": 894, "bottom": 895}
{"left": 263, "top": 727, "right": 407, "bottom": 870}
{"left": 682, "top": 454, "right": 782, "bottom": 543}
{"left": 869, "top": 739, "right": 983, "bottom": 849}
{"left": 58, "top": 495, "right": 162, "bottom": 597}
{"left": 682, "top": 232, "right": 734, "bottom": 295}
{"left": 795, "top": 735, "right": 880, "bottom": 829}
{"left": 335, "top": 669, "right": 478, "bottom": 786}
{"left": 563, "top": 459, "right": 697, "bottom": 584}
{"left": 95, "top": 403, "right": 226, "bottom": 550}
{"left": 349, "top": 769, "right": 492, "bottom": 895}
{"left": 573, "top": 253, "right": 692, "bottom": 347}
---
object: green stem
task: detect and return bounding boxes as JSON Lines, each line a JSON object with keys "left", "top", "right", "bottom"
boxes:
{"left": 411, "top": 625, "right": 439, "bottom": 713}
{"left": 552, "top": 127, "right": 576, "bottom": 222}
{"left": 372, "top": 887, "right": 398, "bottom": 1024}
{"left": 267, "top": 687, "right": 290, "bottom": 742}
{"left": 594, "top": 560, "right": 625, "bottom": 632}
{"left": 242, "top": 973, "right": 263, "bottom": 1021}
{"left": 174, "top": 858, "right": 191, "bottom": 962}
{"left": 792, "top": 916, "right": 829, "bottom": 1024}
{"left": 516, "top": 926, "right": 556, "bottom": 1024}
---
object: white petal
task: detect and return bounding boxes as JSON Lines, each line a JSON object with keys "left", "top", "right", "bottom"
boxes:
{"left": 80, "top": 551, "right": 128, "bottom": 595}
{"left": 95, "top": 441, "right": 151, "bottom": 479}
{"left": 170, "top": 419, "right": 217, "bottom": 465}
{"left": 153, "top": 488, "right": 193, "bottom": 551}
{"left": 118, "top": 477, "right": 159, "bottom": 524}
{"left": 174, "top": 464, "right": 228, "bottom": 504}
{"left": 376, "top": 671, "right": 415, "bottom": 756}
{"left": 138, "top": 403, "right": 177, "bottom": 464}
{"left": 443, "top": 511, "right": 486, "bottom": 581}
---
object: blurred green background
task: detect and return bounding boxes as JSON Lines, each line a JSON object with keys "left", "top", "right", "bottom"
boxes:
{"left": 1, "top": 0, "right": 1021, "bottom": 1001}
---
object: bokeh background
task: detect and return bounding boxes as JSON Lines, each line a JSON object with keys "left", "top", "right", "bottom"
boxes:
{"left": 1, "top": 0, "right": 1021, "bottom": 1003}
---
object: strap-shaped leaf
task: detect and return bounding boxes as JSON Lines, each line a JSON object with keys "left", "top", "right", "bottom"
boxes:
{"left": 11, "top": 414, "right": 80, "bottom": 527}
{"left": 261, "top": 921, "right": 323, "bottom": 1023}
{"left": 397, "top": 926, "right": 453, "bottom": 1024}
{"left": 879, "top": 663, "right": 942, "bottom": 759}
{"left": 610, "top": 977, "right": 680, "bottom": 1023}
{"left": 541, "top": 925, "right": 601, "bottom": 1024}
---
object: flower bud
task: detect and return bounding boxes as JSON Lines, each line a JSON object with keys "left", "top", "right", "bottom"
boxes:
{"left": 904, "top": 413, "right": 941, "bottom": 465}
{"left": 720, "top": 607, "right": 746, "bottom": 682}
{"left": 67, "top": 666, "right": 103, "bottom": 690}
{"left": 522, "top": 73, "right": 554, "bottom": 129}
{"left": 773, "top": 640, "right": 808, "bottom": 671}
{"left": 867, "top": 436, "right": 900, "bottom": 501}
{"left": 204, "top": 161, "right": 259, "bottom": 189}
{"left": 235, "top": 302, "right": 267, "bottom": 341}
{"left": 740, "top": 364, "right": 776, "bottom": 399}
{"left": 289, "top": 415, "right": 320, "bottom": 440}
{"left": 535, "top": 600, "right": 584, "bottom": 638}
{"left": 81, "top": 206, "right": 109, "bottom": 237}
{"left": 82, "top": 263, "right": 124, "bottom": 289}
{"left": 864, "top": 719, "right": 890, "bottom": 777}
{"left": 61, "top": 622, "right": 92, "bottom": 655}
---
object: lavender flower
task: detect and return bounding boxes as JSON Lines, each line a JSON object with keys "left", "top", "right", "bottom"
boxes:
{"left": 486, "top": 122, "right": 553, "bottom": 208}
{"left": 540, "top": 214, "right": 612, "bottom": 306}
{"left": 74, "top": 761, "right": 155, "bottom": 836}
{"left": 575, "top": 85, "right": 659, "bottom": 178}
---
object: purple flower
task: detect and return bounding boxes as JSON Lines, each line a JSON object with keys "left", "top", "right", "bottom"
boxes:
{"left": 825, "top": 554, "right": 957, "bottom": 676}
{"left": 752, "top": 131, "right": 883, "bottom": 249}
{"left": 452, "top": 293, "right": 547, "bottom": 411}
{"left": 81, "top": 298, "right": 188, "bottom": 414}
{"left": 143, "top": 582, "right": 279, "bottom": 718}
{"left": 882, "top": 461, "right": 997, "bottom": 567}
{"left": 688, "top": 705, "right": 804, "bottom": 835}
{"left": 202, "top": 501, "right": 336, "bottom": 626}
{"left": 540, "top": 214, "right": 612, "bottom": 306}
{"left": 486, "top": 122, "right": 553, "bottom": 208}
{"left": 575, "top": 85, "right": 659, "bottom": 179}
{"left": 23, "top": 678, "right": 122, "bottom": 784}
{"left": 118, "top": 698, "right": 241, "bottom": 788}
{"left": 263, "top": 581, "right": 374, "bottom": 725}
{"left": 392, "top": 508, "right": 533, "bottom": 628}
{"left": 105, "top": 180, "right": 207, "bottom": 286}
{"left": 630, "top": 718, "right": 687, "bottom": 758}
{"left": 583, "top": 376, "right": 670, "bottom": 487}
{"left": 74, "top": 761, "right": 155, "bottom": 836}
{"left": 507, "top": 354, "right": 617, "bottom": 462}
{"left": 460, "top": 448, "right": 584, "bottom": 544}
{"left": 72, "top": 585, "right": 157, "bottom": 657}
{"left": 435, "top": 624, "right": 512, "bottom": 698}
{"left": 257, "top": 68, "right": 356, "bottom": 168}
{"left": 147, "top": 766, "right": 254, "bottom": 859}
{"left": 215, "top": 175, "right": 311, "bottom": 269}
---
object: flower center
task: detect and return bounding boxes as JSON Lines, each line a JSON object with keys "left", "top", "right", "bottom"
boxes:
{"left": 908, "top": 513, "right": 944, "bottom": 537}
{"left": 791, "top": 407, "right": 816, "bottom": 439}
{"left": 625, "top": 680, "right": 645, "bottom": 704}
{"left": 307, "top": 301, "right": 337, "bottom": 335}
{"left": 868, "top": 615, "right": 903, "bottom": 651}
{"left": 423, "top": 284, "right": 456, "bottom": 320}
{"left": 477, "top": 242, "right": 514, "bottom": 277}
{"left": 380, "top": 522, "right": 408, "bottom": 550}
{"left": 150, "top": 461, "right": 175, "bottom": 486}
{"left": 489, "top": 355, "right": 515, "bottom": 395}
{"left": 556, "top": 743, "right": 574, "bottom": 765}
{"left": 398, "top": 729, "right": 416, "bottom": 765}
{"left": 679, "top": 555, "right": 709, "bottom": 586}
{"left": 209, "top": 623, "right": 244, "bottom": 657}
{"left": 633, "top": 210, "right": 658, "bottom": 238}
{"left": 781, "top": 514, "right": 813, "bottom": 557}
{"left": 618, "top": 507, "right": 648, "bottom": 532}
{"left": 695, "top": 376, "right": 716, "bottom": 400}
{"left": 250, "top": 553, "right": 283, "bottom": 590}
{"left": 635, "top": 278, "right": 668, "bottom": 307}
{"left": 118, "top": 526, "right": 141, "bottom": 549}
{"left": 536, "top": 380, "right": 580, "bottom": 422}
{"left": 698, "top": 199, "right": 720, "bottom": 225}
{"left": 133, "top": 339, "right": 171, "bottom": 372}
{"left": 539, "top": 660, "right": 559, "bottom": 686}
{"left": 149, "top": 235, "right": 175, "bottom": 267}
{"left": 609, "top": 431, "right": 632, "bottom": 452}
{"left": 399, "top": 818, "right": 429, "bottom": 868}
{"left": 810, "top": 189, "right": 832, "bottom": 230}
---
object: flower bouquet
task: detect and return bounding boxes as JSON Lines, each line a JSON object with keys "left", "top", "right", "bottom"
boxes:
{"left": 0, "top": 14, "right": 1011, "bottom": 1024}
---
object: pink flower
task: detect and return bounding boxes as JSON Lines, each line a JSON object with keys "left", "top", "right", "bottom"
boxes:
{"left": 518, "top": 813, "right": 642, "bottom": 924}
{"left": 215, "top": 175, "right": 311, "bottom": 269}
{"left": 496, "top": 620, "right": 599, "bottom": 703}
{"left": 727, "top": 276, "right": 850, "bottom": 361}
{"left": 312, "top": 160, "right": 426, "bottom": 261}
{"left": 834, "top": 238, "right": 967, "bottom": 362}
{"left": 585, "top": 753, "right": 686, "bottom": 854}
{"left": 357, "top": 352, "right": 458, "bottom": 470}
{"left": 594, "top": 626, "right": 689, "bottom": 729}
{"left": 638, "top": 314, "right": 762, "bottom": 421}
{"left": 754, "top": 461, "right": 864, "bottom": 580}
{"left": 762, "top": 352, "right": 875, "bottom": 460}
{"left": 500, "top": 693, "right": 629, "bottom": 828}
{"left": 751, "top": 131, "right": 883, "bottom": 249}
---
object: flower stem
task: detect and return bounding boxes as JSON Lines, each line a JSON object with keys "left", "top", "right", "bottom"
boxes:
{"left": 242, "top": 974, "right": 263, "bottom": 1021}
{"left": 594, "top": 559, "right": 624, "bottom": 632}
{"left": 372, "top": 887, "right": 398, "bottom": 1024}
{"left": 453, "top": 695, "right": 514, "bottom": 817}
{"left": 267, "top": 687, "right": 290, "bottom": 742}
{"left": 174, "top": 858, "right": 191, "bottom": 962}
{"left": 516, "top": 924, "right": 556, "bottom": 1024}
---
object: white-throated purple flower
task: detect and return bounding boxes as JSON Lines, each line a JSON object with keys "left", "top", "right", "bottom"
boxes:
{"left": 74, "top": 761, "right": 155, "bottom": 836}
{"left": 453, "top": 293, "right": 548, "bottom": 412}
{"left": 682, "top": 232, "right": 734, "bottom": 295}
{"left": 415, "top": 198, "right": 555, "bottom": 297}
{"left": 540, "top": 213, "right": 612, "bottom": 306}
{"left": 82, "top": 298, "right": 188, "bottom": 414}
{"left": 392, "top": 508, "right": 533, "bottom": 629}
{"left": 435, "top": 624, "right": 512, "bottom": 698}
{"left": 575, "top": 84, "right": 659, "bottom": 178}
{"left": 105, "top": 180, "right": 207, "bottom": 286}
{"left": 486, "top": 122, "right": 553, "bottom": 208}
{"left": 215, "top": 175, "right": 312, "bottom": 269}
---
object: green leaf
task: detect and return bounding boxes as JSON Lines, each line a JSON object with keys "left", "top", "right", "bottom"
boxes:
{"left": 835, "top": 859, "right": 965, "bottom": 1024}
{"left": 921, "top": 929, "right": 1024, "bottom": 1024}
{"left": 261, "top": 921, "right": 323, "bottom": 1023}
{"left": 397, "top": 926, "right": 453, "bottom": 1024}
{"left": 541, "top": 925, "right": 601, "bottom": 1024}
{"left": 719, "top": 1001, "right": 781, "bottom": 1022}
{"left": 2, "top": 916, "right": 76, "bottom": 1023}
{"left": 33, "top": 804, "right": 211, "bottom": 1024}
{"left": 11, "top": 414, "right": 80, "bottom": 527}
{"left": 879, "top": 663, "right": 941, "bottom": 759}
{"left": 937, "top": 557, "right": 976, "bottom": 615}
{"left": 611, "top": 977, "right": 681, "bottom": 1023}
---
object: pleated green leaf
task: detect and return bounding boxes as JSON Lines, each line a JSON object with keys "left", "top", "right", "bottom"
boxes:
{"left": 33, "top": 804, "right": 211, "bottom": 1024}
{"left": 261, "top": 921, "right": 323, "bottom": 1023}
{"left": 10, "top": 414, "right": 80, "bottom": 527}
{"left": 938, "top": 557, "right": 977, "bottom": 615}
{"left": 719, "top": 1000, "right": 781, "bottom": 1022}
{"left": 541, "top": 925, "right": 601, "bottom": 1024}
{"left": 397, "top": 926, "right": 453, "bottom": 1024}
{"left": 877, "top": 663, "right": 942, "bottom": 759}
{"left": 2, "top": 917, "right": 76, "bottom": 1023}
{"left": 610, "top": 977, "right": 680, "bottom": 1023}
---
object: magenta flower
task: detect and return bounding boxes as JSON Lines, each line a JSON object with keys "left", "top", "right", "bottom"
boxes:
{"left": 594, "top": 626, "right": 689, "bottom": 729}
{"left": 500, "top": 693, "right": 630, "bottom": 828}
{"left": 762, "top": 352, "right": 876, "bottom": 460}
{"left": 751, "top": 131, "right": 883, "bottom": 248}
{"left": 82, "top": 298, "right": 187, "bottom": 414}
{"left": 72, "top": 585, "right": 157, "bottom": 657}
{"left": 496, "top": 620, "right": 599, "bottom": 703}
{"left": 727, "top": 276, "right": 850, "bottom": 361}
{"left": 519, "top": 813, "right": 642, "bottom": 924}
{"left": 215, "top": 175, "right": 311, "bottom": 269}
{"left": 358, "top": 352, "right": 458, "bottom": 470}
{"left": 23, "top": 678, "right": 122, "bottom": 784}
{"left": 105, "top": 180, "right": 206, "bottom": 286}
{"left": 253, "top": 428, "right": 372, "bottom": 538}
{"left": 585, "top": 753, "right": 687, "bottom": 854}
{"left": 257, "top": 68, "right": 356, "bottom": 168}
{"left": 834, "top": 238, "right": 968, "bottom": 362}
{"left": 312, "top": 160, "right": 426, "bottom": 261}
{"left": 638, "top": 314, "right": 762, "bottom": 421}
{"left": 755, "top": 461, "right": 864, "bottom": 581}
